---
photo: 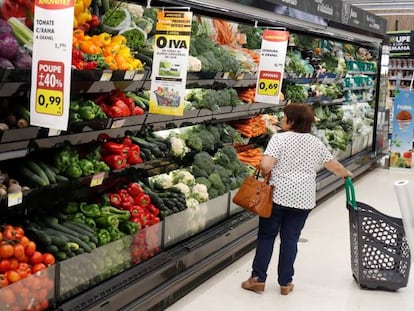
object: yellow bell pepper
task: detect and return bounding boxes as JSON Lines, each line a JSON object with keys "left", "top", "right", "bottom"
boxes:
{"left": 74, "top": 0, "right": 84, "bottom": 17}
{"left": 83, "top": 0, "right": 92, "bottom": 8}
{"left": 111, "top": 35, "right": 127, "bottom": 46}
{"left": 77, "top": 9, "right": 92, "bottom": 26}
{"left": 98, "top": 33, "right": 112, "bottom": 46}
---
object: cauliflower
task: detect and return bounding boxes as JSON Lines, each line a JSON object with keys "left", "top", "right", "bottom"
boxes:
{"left": 188, "top": 56, "right": 202, "bottom": 72}
{"left": 170, "top": 170, "right": 196, "bottom": 186}
{"left": 173, "top": 182, "right": 191, "bottom": 198}
{"left": 191, "top": 183, "right": 209, "bottom": 203}
{"left": 150, "top": 173, "right": 173, "bottom": 190}
{"left": 186, "top": 197, "right": 200, "bottom": 208}
{"left": 169, "top": 136, "right": 189, "bottom": 158}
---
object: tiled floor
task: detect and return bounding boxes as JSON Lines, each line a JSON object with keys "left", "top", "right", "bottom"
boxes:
{"left": 166, "top": 168, "right": 414, "bottom": 311}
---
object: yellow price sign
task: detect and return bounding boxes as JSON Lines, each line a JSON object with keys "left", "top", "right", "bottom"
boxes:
{"left": 257, "top": 71, "right": 281, "bottom": 97}
{"left": 90, "top": 172, "right": 105, "bottom": 187}
{"left": 35, "top": 88, "right": 63, "bottom": 116}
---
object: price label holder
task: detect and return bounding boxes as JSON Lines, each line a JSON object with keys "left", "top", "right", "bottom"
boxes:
{"left": 90, "top": 172, "right": 105, "bottom": 187}
{"left": 111, "top": 118, "right": 126, "bottom": 129}
{"left": 48, "top": 128, "right": 61, "bottom": 136}
{"left": 8, "top": 192, "right": 23, "bottom": 207}
{"left": 257, "top": 70, "right": 281, "bottom": 97}
{"left": 100, "top": 70, "right": 113, "bottom": 81}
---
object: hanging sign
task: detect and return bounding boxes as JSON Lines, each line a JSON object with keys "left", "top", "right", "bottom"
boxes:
{"left": 149, "top": 10, "right": 192, "bottom": 116}
{"left": 255, "top": 30, "right": 289, "bottom": 105}
{"left": 388, "top": 31, "right": 414, "bottom": 56}
{"left": 390, "top": 90, "right": 414, "bottom": 169}
{"left": 30, "top": 0, "right": 74, "bottom": 130}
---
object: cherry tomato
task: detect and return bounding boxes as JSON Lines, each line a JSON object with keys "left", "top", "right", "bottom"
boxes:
{"left": 5, "top": 270, "right": 21, "bottom": 283}
{"left": 0, "top": 259, "right": 11, "bottom": 273}
{"left": 0, "top": 273, "right": 9, "bottom": 287}
{"left": 30, "top": 251, "right": 43, "bottom": 265}
{"left": 42, "top": 253, "right": 55, "bottom": 266}
{"left": 19, "top": 236, "right": 30, "bottom": 248}
{"left": 0, "top": 243, "right": 14, "bottom": 258}
{"left": 13, "top": 244, "right": 25, "bottom": 261}
{"left": 9, "top": 258, "right": 18, "bottom": 270}
{"left": 32, "top": 263, "right": 46, "bottom": 273}
{"left": 25, "top": 241, "right": 36, "bottom": 256}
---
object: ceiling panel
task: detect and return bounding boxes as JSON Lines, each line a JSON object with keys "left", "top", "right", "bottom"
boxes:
{"left": 342, "top": 0, "right": 414, "bottom": 11}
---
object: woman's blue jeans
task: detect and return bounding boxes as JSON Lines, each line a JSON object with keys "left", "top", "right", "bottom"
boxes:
{"left": 251, "top": 203, "right": 311, "bottom": 286}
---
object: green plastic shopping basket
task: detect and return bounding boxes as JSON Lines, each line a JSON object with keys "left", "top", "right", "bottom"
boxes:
{"left": 345, "top": 177, "right": 411, "bottom": 290}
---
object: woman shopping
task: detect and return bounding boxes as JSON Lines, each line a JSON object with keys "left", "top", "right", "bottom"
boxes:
{"left": 241, "top": 103, "right": 353, "bottom": 295}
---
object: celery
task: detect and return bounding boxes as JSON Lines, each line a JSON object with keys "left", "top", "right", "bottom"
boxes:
{"left": 7, "top": 17, "right": 33, "bottom": 50}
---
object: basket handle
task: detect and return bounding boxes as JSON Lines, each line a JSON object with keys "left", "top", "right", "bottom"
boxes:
{"left": 345, "top": 177, "right": 357, "bottom": 211}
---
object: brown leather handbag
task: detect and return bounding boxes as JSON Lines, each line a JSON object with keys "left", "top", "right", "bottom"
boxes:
{"left": 232, "top": 169, "right": 273, "bottom": 218}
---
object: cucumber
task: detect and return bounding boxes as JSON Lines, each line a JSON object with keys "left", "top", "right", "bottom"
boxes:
{"left": 64, "top": 220, "right": 95, "bottom": 234}
{"left": 61, "top": 222, "right": 98, "bottom": 244}
{"left": 55, "top": 174, "right": 69, "bottom": 182}
{"left": 28, "top": 227, "right": 52, "bottom": 245}
{"left": 37, "top": 161, "right": 57, "bottom": 184}
{"left": 60, "top": 232, "right": 92, "bottom": 253}
{"left": 50, "top": 235, "right": 69, "bottom": 248}
{"left": 55, "top": 251, "right": 67, "bottom": 261}
{"left": 43, "top": 218, "right": 89, "bottom": 242}
{"left": 46, "top": 245, "right": 59, "bottom": 254}
{"left": 25, "top": 160, "right": 50, "bottom": 184}
{"left": 19, "top": 166, "right": 49, "bottom": 187}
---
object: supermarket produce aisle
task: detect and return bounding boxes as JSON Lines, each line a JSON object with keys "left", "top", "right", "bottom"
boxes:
{"left": 166, "top": 168, "right": 414, "bottom": 311}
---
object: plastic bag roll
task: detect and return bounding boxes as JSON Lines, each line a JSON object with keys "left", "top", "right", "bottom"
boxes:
{"left": 394, "top": 179, "right": 414, "bottom": 261}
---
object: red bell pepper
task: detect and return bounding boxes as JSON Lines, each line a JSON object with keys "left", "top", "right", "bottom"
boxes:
{"left": 124, "top": 97, "right": 136, "bottom": 114}
{"left": 113, "top": 99, "right": 131, "bottom": 117}
{"left": 89, "top": 14, "right": 101, "bottom": 28}
{"left": 127, "top": 182, "right": 144, "bottom": 198}
{"left": 127, "top": 205, "right": 145, "bottom": 218}
{"left": 102, "top": 141, "right": 129, "bottom": 155}
{"left": 122, "top": 137, "right": 133, "bottom": 146}
{"left": 127, "top": 144, "right": 143, "bottom": 165}
{"left": 133, "top": 106, "right": 145, "bottom": 115}
{"left": 103, "top": 154, "right": 127, "bottom": 170}
{"left": 134, "top": 193, "right": 151, "bottom": 208}
{"left": 109, "top": 193, "right": 122, "bottom": 207}
{"left": 146, "top": 203, "right": 160, "bottom": 216}
{"left": 118, "top": 189, "right": 135, "bottom": 206}
{"left": 109, "top": 89, "right": 126, "bottom": 103}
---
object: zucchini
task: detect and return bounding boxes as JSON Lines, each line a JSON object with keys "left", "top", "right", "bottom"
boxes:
{"left": 25, "top": 160, "right": 50, "bottom": 184}
{"left": 28, "top": 227, "right": 52, "bottom": 245}
{"left": 43, "top": 218, "right": 90, "bottom": 242}
{"left": 55, "top": 174, "right": 69, "bottom": 182}
{"left": 64, "top": 220, "right": 95, "bottom": 234}
{"left": 37, "top": 161, "right": 57, "bottom": 184}
{"left": 61, "top": 222, "right": 98, "bottom": 244}
{"left": 19, "top": 166, "right": 49, "bottom": 187}
{"left": 125, "top": 92, "right": 148, "bottom": 110}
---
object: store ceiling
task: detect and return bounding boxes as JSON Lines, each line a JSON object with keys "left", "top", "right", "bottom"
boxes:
{"left": 342, "top": 0, "right": 414, "bottom": 13}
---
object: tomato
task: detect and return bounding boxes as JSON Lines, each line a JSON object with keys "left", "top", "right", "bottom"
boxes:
{"left": 32, "top": 263, "right": 46, "bottom": 273}
{"left": 14, "top": 226, "right": 24, "bottom": 238}
{"left": 19, "top": 255, "right": 29, "bottom": 263}
{"left": 13, "top": 244, "right": 25, "bottom": 262}
{"left": 40, "top": 299, "right": 49, "bottom": 310}
{"left": 0, "top": 258, "right": 12, "bottom": 273}
{"left": 10, "top": 258, "right": 18, "bottom": 270}
{"left": 42, "top": 253, "right": 55, "bottom": 266}
{"left": 0, "top": 273, "right": 9, "bottom": 287}
{"left": 25, "top": 241, "right": 36, "bottom": 256}
{"left": 5, "top": 270, "right": 21, "bottom": 283}
{"left": 0, "top": 232, "right": 3, "bottom": 243}
{"left": 30, "top": 251, "right": 43, "bottom": 265}
{"left": 19, "top": 236, "right": 30, "bottom": 248}
{"left": 3, "top": 228, "right": 17, "bottom": 240}
{"left": 0, "top": 243, "right": 14, "bottom": 258}
{"left": 17, "top": 262, "right": 31, "bottom": 279}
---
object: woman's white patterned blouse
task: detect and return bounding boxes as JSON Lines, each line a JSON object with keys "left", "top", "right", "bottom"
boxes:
{"left": 264, "top": 131, "right": 334, "bottom": 210}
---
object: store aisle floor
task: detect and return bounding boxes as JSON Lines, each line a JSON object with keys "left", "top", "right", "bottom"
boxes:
{"left": 166, "top": 168, "right": 414, "bottom": 311}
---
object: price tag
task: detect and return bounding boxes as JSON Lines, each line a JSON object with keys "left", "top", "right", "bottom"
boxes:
{"left": 8, "top": 192, "right": 23, "bottom": 207}
{"left": 48, "top": 128, "right": 61, "bottom": 137}
{"left": 124, "top": 70, "right": 136, "bottom": 80}
{"left": 100, "top": 70, "right": 112, "bottom": 81}
{"left": 35, "top": 60, "right": 65, "bottom": 116}
{"left": 90, "top": 172, "right": 105, "bottom": 187}
{"left": 111, "top": 118, "right": 126, "bottom": 129}
{"left": 257, "top": 71, "right": 281, "bottom": 97}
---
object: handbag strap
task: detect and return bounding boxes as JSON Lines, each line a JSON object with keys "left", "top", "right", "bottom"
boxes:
{"left": 254, "top": 168, "right": 271, "bottom": 183}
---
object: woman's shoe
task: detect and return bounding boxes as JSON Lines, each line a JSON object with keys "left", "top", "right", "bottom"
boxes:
{"left": 241, "top": 276, "right": 265, "bottom": 292}
{"left": 280, "top": 283, "right": 294, "bottom": 295}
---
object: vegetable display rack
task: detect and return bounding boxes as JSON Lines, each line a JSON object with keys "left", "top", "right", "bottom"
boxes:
{"left": 345, "top": 178, "right": 411, "bottom": 291}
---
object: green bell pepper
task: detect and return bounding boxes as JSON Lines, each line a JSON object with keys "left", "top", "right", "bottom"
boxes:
{"left": 93, "top": 160, "right": 110, "bottom": 173}
{"left": 79, "top": 159, "right": 95, "bottom": 176}
{"left": 54, "top": 149, "right": 72, "bottom": 173}
{"left": 86, "top": 145, "right": 102, "bottom": 162}
{"left": 84, "top": 218, "right": 97, "bottom": 230}
{"left": 107, "top": 226, "right": 122, "bottom": 241}
{"left": 79, "top": 106, "right": 96, "bottom": 121}
{"left": 70, "top": 100, "right": 80, "bottom": 112}
{"left": 97, "top": 229, "right": 111, "bottom": 246}
{"left": 65, "top": 163, "right": 83, "bottom": 179}
{"left": 95, "top": 215, "right": 119, "bottom": 228}
{"left": 80, "top": 203, "right": 101, "bottom": 218}
{"left": 70, "top": 111, "right": 81, "bottom": 122}
{"left": 100, "top": 206, "right": 130, "bottom": 222}
{"left": 119, "top": 221, "right": 140, "bottom": 235}
{"left": 71, "top": 212, "right": 87, "bottom": 224}
{"left": 64, "top": 201, "right": 79, "bottom": 214}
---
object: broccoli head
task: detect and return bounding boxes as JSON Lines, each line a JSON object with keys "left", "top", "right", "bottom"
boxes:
{"left": 191, "top": 165, "right": 209, "bottom": 178}
{"left": 198, "top": 130, "right": 216, "bottom": 152}
{"left": 208, "top": 187, "right": 219, "bottom": 199}
{"left": 206, "top": 125, "right": 221, "bottom": 145}
{"left": 192, "top": 151, "right": 216, "bottom": 176}
{"left": 221, "top": 145, "right": 238, "bottom": 161}
{"left": 185, "top": 132, "right": 203, "bottom": 151}
{"left": 208, "top": 173, "right": 226, "bottom": 195}
{"left": 195, "top": 177, "right": 212, "bottom": 189}
{"left": 214, "top": 150, "right": 231, "bottom": 167}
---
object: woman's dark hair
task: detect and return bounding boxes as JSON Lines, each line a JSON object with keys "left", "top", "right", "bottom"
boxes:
{"left": 283, "top": 103, "right": 315, "bottom": 133}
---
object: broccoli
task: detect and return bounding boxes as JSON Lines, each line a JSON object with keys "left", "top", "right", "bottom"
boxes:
{"left": 192, "top": 152, "right": 216, "bottom": 176}
{"left": 208, "top": 187, "right": 219, "bottom": 199}
{"left": 197, "top": 54, "right": 211, "bottom": 72}
{"left": 208, "top": 173, "right": 225, "bottom": 194}
{"left": 218, "top": 124, "right": 243, "bottom": 144}
{"left": 221, "top": 145, "right": 238, "bottom": 161}
{"left": 200, "top": 51, "right": 223, "bottom": 72}
{"left": 191, "top": 165, "right": 209, "bottom": 178}
{"left": 198, "top": 130, "right": 216, "bottom": 152}
{"left": 206, "top": 125, "right": 221, "bottom": 144}
{"left": 195, "top": 177, "right": 212, "bottom": 189}
{"left": 214, "top": 150, "right": 231, "bottom": 167}
{"left": 185, "top": 132, "right": 203, "bottom": 151}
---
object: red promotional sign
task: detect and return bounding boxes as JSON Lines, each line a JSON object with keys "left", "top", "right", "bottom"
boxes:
{"left": 35, "top": 0, "right": 74, "bottom": 10}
